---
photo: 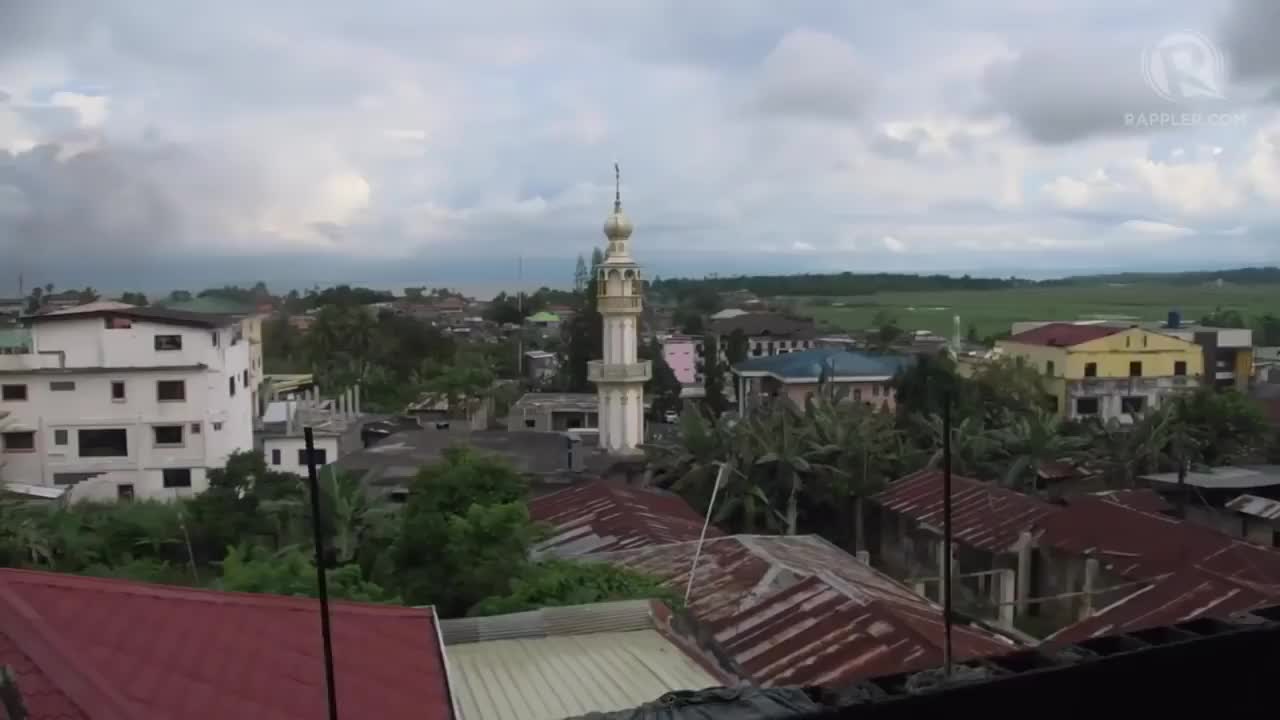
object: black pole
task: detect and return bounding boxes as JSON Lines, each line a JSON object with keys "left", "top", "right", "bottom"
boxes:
{"left": 304, "top": 427, "right": 339, "bottom": 720}
{"left": 941, "top": 393, "right": 954, "bottom": 678}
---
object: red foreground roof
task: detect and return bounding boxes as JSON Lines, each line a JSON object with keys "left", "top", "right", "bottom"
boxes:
{"left": 0, "top": 569, "right": 454, "bottom": 720}
{"left": 529, "top": 480, "right": 721, "bottom": 557}
{"left": 1004, "top": 323, "right": 1121, "bottom": 348}
{"left": 871, "top": 469, "right": 1059, "bottom": 553}
{"left": 1048, "top": 567, "right": 1275, "bottom": 644}
{"left": 591, "top": 535, "right": 1018, "bottom": 686}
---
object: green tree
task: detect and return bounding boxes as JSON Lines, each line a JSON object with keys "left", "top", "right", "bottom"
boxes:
{"left": 701, "top": 335, "right": 730, "bottom": 416}
{"left": 1171, "top": 387, "right": 1267, "bottom": 465}
{"left": 1201, "top": 307, "right": 1247, "bottom": 328}
{"left": 392, "top": 448, "right": 535, "bottom": 615}
{"left": 1254, "top": 313, "right": 1280, "bottom": 346}
{"left": 471, "top": 559, "right": 679, "bottom": 616}
{"left": 725, "top": 329, "right": 750, "bottom": 364}
{"left": 119, "top": 291, "right": 149, "bottom": 306}
{"left": 219, "top": 544, "right": 397, "bottom": 602}
{"left": 643, "top": 340, "right": 682, "bottom": 419}
{"left": 991, "top": 410, "right": 1088, "bottom": 490}
{"left": 168, "top": 289, "right": 193, "bottom": 302}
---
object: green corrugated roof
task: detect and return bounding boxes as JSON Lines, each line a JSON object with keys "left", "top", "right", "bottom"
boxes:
{"left": 0, "top": 328, "right": 31, "bottom": 350}
{"left": 526, "top": 311, "right": 561, "bottom": 323}
{"left": 158, "top": 296, "right": 256, "bottom": 315}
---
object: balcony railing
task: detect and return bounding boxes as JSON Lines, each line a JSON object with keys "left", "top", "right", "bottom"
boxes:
{"left": 588, "top": 360, "right": 651, "bottom": 383}
{"left": 597, "top": 295, "right": 643, "bottom": 313}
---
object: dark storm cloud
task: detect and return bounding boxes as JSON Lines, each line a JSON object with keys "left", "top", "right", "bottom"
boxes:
{"left": 1220, "top": 0, "right": 1280, "bottom": 82}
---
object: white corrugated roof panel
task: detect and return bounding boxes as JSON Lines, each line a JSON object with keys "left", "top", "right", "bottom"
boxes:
{"left": 445, "top": 629, "right": 719, "bottom": 720}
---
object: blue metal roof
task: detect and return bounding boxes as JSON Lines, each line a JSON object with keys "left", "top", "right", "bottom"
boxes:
{"left": 732, "top": 348, "right": 912, "bottom": 380}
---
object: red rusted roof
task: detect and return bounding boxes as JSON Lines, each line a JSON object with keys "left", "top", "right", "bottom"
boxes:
{"left": 590, "top": 535, "right": 1018, "bottom": 687}
{"left": 871, "top": 469, "right": 1060, "bottom": 553}
{"left": 1046, "top": 567, "right": 1275, "bottom": 644}
{"left": 1089, "top": 488, "right": 1172, "bottom": 515}
{"left": 1037, "top": 497, "right": 1280, "bottom": 586}
{"left": 529, "top": 480, "right": 721, "bottom": 557}
{"left": 1004, "top": 323, "right": 1121, "bottom": 347}
{"left": 0, "top": 569, "right": 454, "bottom": 720}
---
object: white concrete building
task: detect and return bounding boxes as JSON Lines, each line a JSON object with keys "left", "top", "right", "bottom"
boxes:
{"left": 588, "top": 166, "right": 650, "bottom": 454}
{"left": 0, "top": 303, "right": 255, "bottom": 500}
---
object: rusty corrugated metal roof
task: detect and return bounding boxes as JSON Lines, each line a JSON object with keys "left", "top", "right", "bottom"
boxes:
{"left": 589, "top": 535, "right": 1019, "bottom": 687}
{"left": 529, "top": 480, "right": 721, "bottom": 558}
{"left": 1046, "top": 567, "right": 1275, "bottom": 644}
{"left": 1089, "top": 488, "right": 1172, "bottom": 514}
{"left": 1037, "top": 497, "right": 1280, "bottom": 586}
{"left": 1226, "top": 493, "right": 1280, "bottom": 521}
{"left": 1003, "top": 323, "right": 1121, "bottom": 347}
{"left": 871, "top": 469, "right": 1060, "bottom": 553}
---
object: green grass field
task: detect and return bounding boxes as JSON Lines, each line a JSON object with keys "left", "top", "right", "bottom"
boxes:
{"left": 797, "top": 283, "right": 1279, "bottom": 338}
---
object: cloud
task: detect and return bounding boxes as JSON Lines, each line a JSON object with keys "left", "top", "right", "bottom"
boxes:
{"left": 750, "top": 29, "right": 874, "bottom": 120}
{"left": 1219, "top": 0, "right": 1280, "bottom": 82}
{"left": 1119, "top": 219, "right": 1196, "bottom": 236}
{"left": 881, "top": 235, "right": 907, "bottom": 253}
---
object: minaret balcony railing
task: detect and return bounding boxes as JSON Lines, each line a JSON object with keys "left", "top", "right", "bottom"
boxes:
{"left": 597, "top": 295, "right": 643, "bottom": 313}
{"left": 588, "top": 360, "right": 652, "bottom": 383}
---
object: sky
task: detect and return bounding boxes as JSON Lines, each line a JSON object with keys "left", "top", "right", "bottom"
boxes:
{"left": 2, "top": 0, "right": 1280, "bottom": 294}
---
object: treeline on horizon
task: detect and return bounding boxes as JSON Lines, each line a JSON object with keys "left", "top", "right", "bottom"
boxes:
{"left": 648, "top": 266, "right": 1280, "bottom": 298}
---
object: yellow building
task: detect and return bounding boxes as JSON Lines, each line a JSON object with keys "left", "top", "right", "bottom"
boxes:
{"left": 997, "top": 323, "right": 1202, "bottom": 421}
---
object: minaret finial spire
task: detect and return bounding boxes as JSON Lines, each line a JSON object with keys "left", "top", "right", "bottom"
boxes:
{"left": 614, "top": 162, "right": 621, "bottom": 212}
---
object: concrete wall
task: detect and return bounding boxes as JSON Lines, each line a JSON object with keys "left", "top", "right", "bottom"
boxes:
{"left": 262, "top": 435, "right": 340, "bottom": 477}
{"left": 779, "top": 380, "right": 895, "bottom": 411}
{"left": 0, "top": 317, "right": 254, "bottom": 499}
{"left": 662, "top": 337, "right": 699, "bottom": 385}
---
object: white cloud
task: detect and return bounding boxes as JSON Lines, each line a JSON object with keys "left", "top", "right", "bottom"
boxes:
{"left": 1130, "top": 157, "right": 1241, "bottom": 214}
{"left": 882, "top": 235, "right": 907, "bottom": 253}
{"left": 1119, "top": 219, "right": 1196, "bottom": 237}
{"left": 750, "top": 29, "right": 874, "bottom": 120}
{"left": 792, "top": 240, "right": 815, "bottom": 251}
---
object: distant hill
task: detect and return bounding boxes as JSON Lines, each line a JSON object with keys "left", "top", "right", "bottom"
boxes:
{"left": 650, "top": 266, "right": 1280, "bottom": 298}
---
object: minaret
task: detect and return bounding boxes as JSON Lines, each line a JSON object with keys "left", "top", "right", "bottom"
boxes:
{"left": 589, "top": 163, "right": 650, "bottom": 453}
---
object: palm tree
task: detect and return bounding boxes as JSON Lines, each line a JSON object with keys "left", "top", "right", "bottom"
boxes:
{"left": 915, "top": 412, "right": 1001, "bottom": 478}
{"left": 992, "top": 410, "right": 1089, "bottom": 490}
{"left": 747, "top": 401, "right": 827, "bottom": 535}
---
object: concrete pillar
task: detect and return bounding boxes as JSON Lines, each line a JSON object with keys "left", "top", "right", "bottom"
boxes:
{"left": 353, "top": 384, "right": 361, "bottom": 416}
{"left": 998, "top": 568, "right": 1016, "bottom": 629}
{"left": 1015, "top": 530, "right": 1033, "bottom": 616}
{"left": 1080, "top": 556, "right": 1100, "bottom": 620}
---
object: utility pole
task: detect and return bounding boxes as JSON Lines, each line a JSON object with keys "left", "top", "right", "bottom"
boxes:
{"left": 517, "top": 255, "right": 524, "bottom": 376}
{"left": 941, "top": 392, "right": 954, "bottom": 679}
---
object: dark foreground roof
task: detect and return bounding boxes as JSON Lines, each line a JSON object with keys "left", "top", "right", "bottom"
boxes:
{"left": 529, "top": 480, "right": 721, "bottom": 557}
{"left": 26, "top": 304, "right": 237, "bottom": 329}
{"left": 0, "top": 569, "right": 454, "bottom": 720}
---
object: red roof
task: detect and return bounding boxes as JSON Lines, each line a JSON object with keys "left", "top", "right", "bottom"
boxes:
{"left": 1089, "top": 488, "right": 1172, "bottom": 515}
{"left": 1037, "top": 497, "right": 1280, "bottom": 585}
{"left": 529, "top": 480, "right": 722, "bottom": 557}
{"left": 591, "top": 535, "right": 1018, "bottom": 686}
{"left": 0, "top": 569, "right": 455, "bottom": 720}
{"left": 871, "top": 469, "right": 1060, "bottom": 553}
{"left": 1047, "top": 567, "right": 1274, "bottom": 644}
{"left": 1004, "top": 323, "right": 1121, "bottom": 347}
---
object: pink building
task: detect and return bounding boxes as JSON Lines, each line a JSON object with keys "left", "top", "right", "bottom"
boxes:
{"left": 661, "top": 335, "right": 701, "bottom": 385}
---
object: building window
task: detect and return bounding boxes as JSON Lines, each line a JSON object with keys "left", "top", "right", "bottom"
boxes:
{"left": 243, "top": 370, "right": 249, "bottom": 386}
{"left": 54, "top": 429, "right": 68, "bottom": 446}
{"left": 1084, "top": 362, "right": 1097, "bottom": 377}
{"left": 524, "top": 418, "right": 536, "bottom": 428}
{"left": 212, "top": 332, "right": 219, "bottom": 347}
{"left": 153, "top": 425, "right": 184, "bottom": 447}
{"left": 1121, "top": 396, "right": 1145, "bottom": 414}
{"left": 872, "top": 385, "right": 881, "bottom": 397}
{"left": 154, "top": 334, "right": 183, "bottom": 351}
{"left": 1174, "top": 361, "right": 1187, "bottom": 376}
{"left": 212, "top": 422, "right": 223, "bottom": 431}
{"left": 162, "top": 468, "right": 193, "bottom": 488}
{"left": 53, "top": 472, "right": 95, "bottom": 485}
{"left": 117, "top": 484, "right": 135, "bottom": 502}
{"left": 1129, "top": 361, "right": 1142, "bottom": 377}
{"left": 190, "top": 423, "right": 201, "bottom": 435}
{"left": 104, "top": 316, "right": 132, "bottom": 329}
{"left": 1046, "top": 360, "right": 1055, "bottom": 376}
{"left": 854, "top": 388, "right": 863, "bottom": 402}
{"left": 111, "top": 381, "right": 126, "bottom": 401}
{"left": 49, "top": 381, "right": 76, "bottom": 392}
{"left": 1, "top": 384, "right": 27, "bottom": 401}
{"left": 271, "top": 448, "right": 281, "bottom": 465}
{"left": 1125, "top": 336, "right": 1131, "bottom": 348}
{"left": 2, "top": 431, "right": 35, "bottom": 452}
{"left": 79, "top": 428, "right": 128, "bottom": 457}
{"left": 1075, "top": 397, "right": 1099, "bottom": 416}
{"left": 157, "top": 380, "right": 186, "bottom": 402}
{"left": 1142, "top": 336, "right": 1148, "bottom": 347}
{"left": 229, "top": 376, "right": 236, "bottom": 397}
{"left": 297, "top": 448, "right": 328, "bottom": 466}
